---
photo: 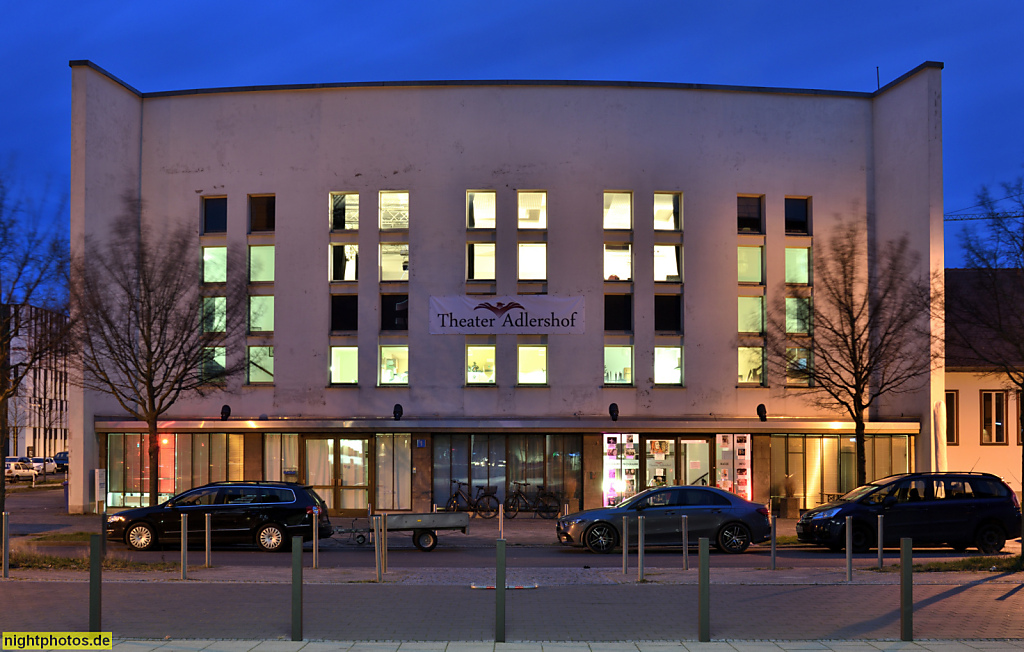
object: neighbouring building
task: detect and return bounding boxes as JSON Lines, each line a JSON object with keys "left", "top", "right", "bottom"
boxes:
{"left": 68, "top": 60, "right": 946, "bottom": 515}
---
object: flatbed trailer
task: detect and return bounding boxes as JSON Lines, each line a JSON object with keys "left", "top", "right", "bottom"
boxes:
{"left": 334, "top": 511, "right": 470, "bottom": 551}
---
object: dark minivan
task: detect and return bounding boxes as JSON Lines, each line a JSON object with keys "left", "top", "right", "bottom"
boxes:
{"left": 107, "top": 481, "right": 333, "bottom": 552}
{"left": 797, "top": 472, "right": 1021, "bottom": 553}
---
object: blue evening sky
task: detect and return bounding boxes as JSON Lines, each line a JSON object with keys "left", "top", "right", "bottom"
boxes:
{"left": 2, "top": 1, "right": 1022, "bottom": 266}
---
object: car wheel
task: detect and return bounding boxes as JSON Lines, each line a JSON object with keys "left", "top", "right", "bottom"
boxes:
{"left": 413, "top": 529, "right": 438, "bottom": 552}
{"left": 851, "top": 524, "right": 873, "bottom": 553}
{"left": 975, "top": 523, "right": 1006, "bottom": 554}
{"left": 125, "top": 522, "right": 157, "bottom": 551}
{"left": 584, "top": 522, "right": 618, "bottom": 553}
{"left": 256, "top": 524, "right": 287, "bottom": 552}
{"left": 716, "top": 522, "right": 752, "bottom": 553}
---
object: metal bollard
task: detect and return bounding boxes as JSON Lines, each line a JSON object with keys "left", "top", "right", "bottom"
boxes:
{"left": 770, "top": 514, "right": 777, "bottom": 571}
{"left": 373, "top": 515, "right": 383, "bottom": 583}
{"left": 292, "top": 536, "right": 303, "bottom": 641}
{"left": 563, "top": 502, "right": 569, "bottom": 517}
{"left": 205, "top": 513, "right": 212, "bottom": 568}
{"left": 900, "top": 538, "right": 913, "bottom": 641}
{"left": 496, "top": 538, "right": 506, "bottom": 642}
{"left": 382, "top": 513, "right": 388, "bottom": 574}
{"left": 89, "top": 534, "right": 102, "bottom": 632}
{"left": 698, "top": 537, "right": 710, "bottom": 642}
{"left": 845, "top": 515, "right": 853, "bottom": 582}
{"left": 100, "top": 505, "right": 107, "bottom": 558}
{"left": 637, "top": 515, "right": 645, "bottom": 581}
{"left": 681, "top": 515, "right": 689, "bottom": 571}
{"left": 622, "top": 516, "right": 629, "bottom": 574}
{"left": 180, "top": 513, "right": 188, "bottom": 581}
{"left": 877, "top": 515, "right": 884, "bottom": 569}
{"left": 312, "top": 509, "right": 319, "bottom": 570}
{"left": 2, "top": 512, "right": 9, "bottom": 579}
{"left": 499, "top": 503, "right": 504, "bottom": 539}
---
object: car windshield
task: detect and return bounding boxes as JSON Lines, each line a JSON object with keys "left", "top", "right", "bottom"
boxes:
{"left": 619, "top": 488, "right": 657, "bottom": 508}
{"left": 839, "top": 476, "right": 900, "bottom": 502}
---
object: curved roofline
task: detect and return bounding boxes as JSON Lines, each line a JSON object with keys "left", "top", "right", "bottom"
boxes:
{"left": 70, "top": 60, "right": 942, "bottom": 100}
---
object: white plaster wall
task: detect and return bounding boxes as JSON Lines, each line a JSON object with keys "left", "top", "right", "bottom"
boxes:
{"left": 946, "top": 371, "right": 1024, "bottom": 494}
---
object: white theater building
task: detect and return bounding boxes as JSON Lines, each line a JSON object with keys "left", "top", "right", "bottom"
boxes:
{"left": 68, "top": 61, "right": 946, "bottom": 515}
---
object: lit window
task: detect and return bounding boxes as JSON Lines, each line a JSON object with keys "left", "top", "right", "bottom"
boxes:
{"left": 468, "top": 243, "right": 496, "bottom": 280}
{"left": 518, "top": 345, "right": 547, "bottom": 385}
{"left": 786, "top": 347, "right": 811, "bottom": 385}
{"left": 738, "top": 347, "right": 764, "bottom": 385}
{"left": 786, "top": 297, "right": 811, "bottom": 334}
{"left": 330, "top": 346, "right": 358, "bottom": 384}
{"left": 248, "top": 346, "right": 274, "bottom": 383}
{"left": 604, "top": 346, "right": 633, "bottom": 385}
{"left": 737, "top": 195, "right": 763, "bottom": 234}
{"left": 738, "top": 246, "right": 762, "bottom": 284}
{"left": 249, "top": 245, "right": 275, "bottom": 282}
{"left": 654, "top": 193, "right": 681, "bottom": 231}
{"left": 203, "top": 197, "right": 227, "bottom": 234}
{"left": 654, "top": 245, "right": 682, "bottom": 282}
{"left": 518, "top": 192, "right": 547, "bottom": 229}
{"left": 249, "top": 296, "right": 274, "bottom": 333}
{"left": 468, "top": 191, "right": 496, "bottom": 229}
{"left": 603, "top": 192, "right": 632, "bottom": 229}
{"left": 379, "top": 192, "right": 409, "bottom": 230}
{"left": 380, "top": 345, "right": 409, "bottom": 385}
{"left": 945, "top": 390, "right": 959, "bottom": 446}
{"left": 202, "top": 297, "right": 226, "bottom": 333}
{"left": 738, "top": 297, "right": 764, "bottom": 334}
{"left": 203, "top": 247, "right": 227, "bottom": 284}
{"left": 380, "top": 244, "right": 409, "bottom": 281}
{"left": 785, "top": 248, "right": 811, "bottom": 284}
{"left": 518, "top": 243, "right": 546, "bottom": 280}
{"left": 785, "top": 197, "right": 810, "bottom": 234}
{"left": 330, "top": 244, "right": 358, "bottom": 281}
{"left": 331, "top": 193, "right": 359, "bottom": 230}
{"left": 202, "top": 346, "right": 226, "bottom": 380}
{"left": 250, "top": 195, "right": 275, "bottom": 232}
{"left": 981, "top": 390, "right": 1006, "bottom": 444}
{"left": 654, "top": 346, "right": 683, "bottom": 385}
{"left": 604, "top": 244, "right": 632, "bottom": 281}
{"left": 466, "top": 345, "right": 496, "bottom": 385}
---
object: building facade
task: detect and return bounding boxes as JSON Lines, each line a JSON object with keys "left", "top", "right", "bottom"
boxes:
{"left": 68, "top": 61, "right": 945, "bottom": 515}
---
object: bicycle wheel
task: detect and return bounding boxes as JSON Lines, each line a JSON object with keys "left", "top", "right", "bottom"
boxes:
{"left": 504, "top": 494, "right": 521, "bottom": 519}
{"left": 445, "top": 495, "right": 461, "bottom": 512}
{"left": 536, "top": 494, "right": 560, "bottom": 519}
{"left": 476, "top": 494, "right": 499, "bottom": 518}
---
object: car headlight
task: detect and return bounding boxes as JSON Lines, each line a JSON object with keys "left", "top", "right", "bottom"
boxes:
{"left": 812, "top": 507, "right": 841, "bottom": 520}
{"left": 562, "top": 517, "right": 588, "bottom": 526}
{"left": 107, "top": 515, "right": 126, "bottom": 523}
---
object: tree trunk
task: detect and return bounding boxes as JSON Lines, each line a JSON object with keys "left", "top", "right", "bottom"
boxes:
{"left": 147, "top": 417, "right": 159, "bottom": 507}
{"left": 855, "top": 413, "right": 867, "bottom": 488}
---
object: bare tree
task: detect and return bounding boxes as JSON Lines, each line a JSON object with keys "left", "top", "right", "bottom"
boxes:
{"left": 70, "top": 198, "right": 248, "bottom": 506}
{"left": 0, "top": 173, "right": 70, "bottom": 514}
{"left": 768, "top": 218, "right": 933, "bottom": 487}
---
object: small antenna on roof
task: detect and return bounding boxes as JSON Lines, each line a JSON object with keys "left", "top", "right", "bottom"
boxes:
{"left": 876, "top": 67, "right": 880, "bottom": 90}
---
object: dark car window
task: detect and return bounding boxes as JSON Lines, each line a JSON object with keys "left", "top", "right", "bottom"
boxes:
{"left": 893, "top": 479, "right": 928, "bottom": 503}
{"left": 636, "top": 489, "right": 676, "bottom": 508}
{"left": 256, "top": 487, "right": 295, "bottom": 503}
{"left": 969, "top": 478, "right": 1008, "bottom": 498}
{"left": 220, "top": 487, "right": 259, "bottom": 504}
{"left": 678, "top": 488, "right": 730, "bottom": 506}
{"left": 174, "top": 487, "right": 219, "bottom": 506}
{"left": 861, "top": 483, "right": 897, "bottom": 505}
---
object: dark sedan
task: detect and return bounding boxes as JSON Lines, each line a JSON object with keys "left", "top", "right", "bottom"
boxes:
{"left": 557, "top": 485, "right": 771, "bottom": 553}
{"left": 106, "top": 481, "right": 333, "bottom": 552}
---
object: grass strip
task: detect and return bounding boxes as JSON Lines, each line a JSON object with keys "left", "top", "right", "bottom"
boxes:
{"left": 874, "top": 555, "right": 1024, "bottom": 573}
{"left": 31, "top": 532, "right": 96, "bottom": 543}
{"left": 10, "top": 550, "right": 179, "bottom": 572}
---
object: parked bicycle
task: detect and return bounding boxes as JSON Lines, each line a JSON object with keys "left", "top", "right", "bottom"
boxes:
{"left": 446, "top": 480, "right": 500, "bottom": 518}
{"left": 504, "top": 480, "right": 560, "bottom": 519}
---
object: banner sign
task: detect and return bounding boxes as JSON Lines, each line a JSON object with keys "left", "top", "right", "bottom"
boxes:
{"left": 429, "top": 295, "right": 585, "bottom": 334}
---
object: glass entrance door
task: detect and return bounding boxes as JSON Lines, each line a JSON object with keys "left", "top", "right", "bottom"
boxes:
{"left": 305, "top": 437, "right": 371, "bottom": 516}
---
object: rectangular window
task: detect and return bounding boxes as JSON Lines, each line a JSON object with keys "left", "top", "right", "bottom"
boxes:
{"left": 981, "top": 390, "right": 1006, "bottom": 444}
{"left": 264, "top": 433, "right": 299, "bottom": 481}
{"left": 518, "top": 243, "right": 546, "bottom": 280}
{"left": 737, "top": 196, "right": 763, "bottom": 234}
{"left": 654, "top": 193, "right": 681, "bottom": 231}
{"left": 203, "top": 197, "right": 227, "bottom": 234}
{"left": 604, "top": 244, "right": 632, "bottom": 281}
{"left": 466, "top": 345, "right": 496, "bottom": 385}
{"left": 249, "top": 295, "right": 274, "bottom": 333}
{"left": 250, "top": 195, "right": 275, "bottom": 232}
{"left": 654, "top": 346, "right": 683, "bottom": 385}
{"left": 654, "top": 245, "right": 682, "bottom": 282}
{"left": 785, "top": 197, "right": 810, "bottom": 234}
{"left": 517, "top": 345, "right": 547, "bottom": 385}
{"left": 654, "top": 295, "right": 681, "bottom": 332}
{"left": 202, "top": 346, "right": 226, "bottom": 380}
{"left": 738, "top": 296, "right": 764, "bottom": 334}
{"left": 786, "top": 297, "right": 811, "bottom": 334}
{"left": 330, "top": 193, "right": 359, "bottom": 230}
{"left": 330, "top": 346, "right": 358, "bottom": 384}
{"left": 379, "top": 192, "right": 409, "bottom": 230}
{"left": 467, "top": 191, "right": 496, "bottom": 229}
{"left": 202, "top": 297, "right": 226, "bottom": 333}
{"left": 467, "top": 243, "right": 496, "bottom": 280}
{"left": 604, "top": 346, "right": 633, "bottom": 385}
{"left": 945, "top": 390, "right": 958, "bottom": 446}
{"left": 785, "top": 248, "right": 811, "bottom": 284}
{"left": 203, "top": 247, "right": 227, "bottom": 284}
{"left": 375, "top": 433, "right": 412, "bottom": 510}
{"left": 330, "top": 295, "right": 358, "bottom": 331}
{"left": 381, "top": 295, "right": 408, "bottom": 331}
{"left": 518, "top": 191, "right": 547, "bottom": 229}
{"left": 330, "top": 244, "right": 358, "bottom": 281}
{"left": 249, "top": 245, "right": 275, "bottom": 282}
{"left": 247, "top": 346, "right": 274, "bottom": 383}
{"left": 603, "top": 192, "right": 632, "bottom": 229}
{"left": 379, "top": 345, "right": 409, "bottom": 385}
{"left": 786, "top": 347, "right": 811, "bottom": 385}
{"left": 380, "top": 243, "right": 409, "bottom": 281}
{"left": 738, "top": 346, "right": 764, "bottom": 385}
{"left": 604, "top": 294, "right": 633, "bottom": 331}
{"left": 738, "top": 246, "right": 763, "bottom": 284}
